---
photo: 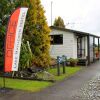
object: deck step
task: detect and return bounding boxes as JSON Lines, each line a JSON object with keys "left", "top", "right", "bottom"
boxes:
{"left": 77, "top": 59, "right": 88, "bottom": 66}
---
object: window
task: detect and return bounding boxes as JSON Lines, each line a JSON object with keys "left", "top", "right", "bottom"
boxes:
{"left": 50, "top": 34, "right": 63, "bottom": 45}
{"left": 77, "top": 37, "right": 85, "bottom": 58}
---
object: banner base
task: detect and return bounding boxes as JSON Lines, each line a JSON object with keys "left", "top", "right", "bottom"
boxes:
{"left": 0, "top": 87, "right": 12, "bottom": 94}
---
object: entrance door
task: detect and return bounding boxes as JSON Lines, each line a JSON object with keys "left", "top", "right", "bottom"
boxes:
{"left": 77, "top": 37, "right": 85, "bottom": 58}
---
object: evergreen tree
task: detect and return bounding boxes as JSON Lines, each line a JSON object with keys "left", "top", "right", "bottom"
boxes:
{"left": 53, "top": 16, "right": 65, "bottom": 28}
{"left": 0, "top": 0, "right": 16, "bottom": 69}
{"left": 16, "top": 0, "right": 51, "bottom": 68}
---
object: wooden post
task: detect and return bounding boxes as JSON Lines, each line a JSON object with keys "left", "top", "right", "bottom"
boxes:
{"left": 57, "top": 63, "right": 60, "bottom": 76}
{"left": 98, "top": 38, "right": 100, "bottom": 60}
{"left": 62, "top": 62, "right": 66, "bottom": 74}
{"left": 62, "top": 55, "right": 66, "bottom": 74}
{"left": 3, "top": 73, "right": 5, "bottom": 88}
{"left": 87, "top": 35, "right": 90, "bottom": 65}
{"left": 57, "top": 56, "right": 60, "bottom": 76}
{"left": 93, "top": 37, "right": 95, "bottom": 61}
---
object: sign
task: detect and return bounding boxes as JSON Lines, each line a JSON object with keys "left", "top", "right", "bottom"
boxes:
{"left": 4, "top": 7, "right": 28, "bottom": 72}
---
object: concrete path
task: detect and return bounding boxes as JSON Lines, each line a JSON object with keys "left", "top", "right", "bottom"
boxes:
{"left": 0, "top": 61, "right": 100, "bottom": 100}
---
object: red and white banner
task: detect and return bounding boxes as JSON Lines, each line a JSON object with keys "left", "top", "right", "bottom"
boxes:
{"left": 4, "top": 7, "right": 28, "bottom": 72}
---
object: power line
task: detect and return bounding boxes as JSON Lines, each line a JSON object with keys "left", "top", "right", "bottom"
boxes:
{"left": 66, "top": 22, "right": 82, "bottom": 29}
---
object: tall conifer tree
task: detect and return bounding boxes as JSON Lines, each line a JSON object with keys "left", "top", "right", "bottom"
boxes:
{"left": 0, "top": 0, "right": 16, "bottom": 69}
{"left": 16, "top": 0, "right": 50, "bottom": 67}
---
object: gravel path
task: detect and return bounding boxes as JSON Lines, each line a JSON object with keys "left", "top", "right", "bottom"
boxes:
{"left": 73, "top": 74, "right": 100, "bottom": 100}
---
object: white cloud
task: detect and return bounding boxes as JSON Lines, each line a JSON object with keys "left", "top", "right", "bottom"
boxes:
{"left": 41, "top": 0, "right": 100, "bottom": 36}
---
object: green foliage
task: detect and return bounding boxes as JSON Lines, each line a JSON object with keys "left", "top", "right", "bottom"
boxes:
{"left": 48, "top": 67, "right": 81, "bottom": 81}
{"left": 53, "top": 16, "right": 65, "bottom": 28}
{"left": 0, "top": 0, "right": 50, "bottom": 69}
{"left": 16, "top": 0, "right": 51, "bottom": 68}
{"left": 0, "top": 67, "right": 81, "bottom": 91}
{"left": 0, "top": 77, "right": 51, "bottom": 92}
{"left": 68, "top": 58, "right": 78, "bottom": 67}
{"left": 0, "top": 0, "right": 17, "bottom": 68}
{"left": 19, "top": 41, "right": 33, "bottom": 70}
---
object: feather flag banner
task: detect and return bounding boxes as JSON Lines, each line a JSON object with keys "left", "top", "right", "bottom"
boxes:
{"left": 4, "top": 7, "right": 28, "bottom": 72}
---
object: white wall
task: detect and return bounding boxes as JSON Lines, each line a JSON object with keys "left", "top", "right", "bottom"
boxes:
{"left": 50, "top": 29, "right": 77, "bottom": 59}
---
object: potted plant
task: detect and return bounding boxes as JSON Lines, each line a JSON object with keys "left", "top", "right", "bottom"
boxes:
{"left": 68, "top": 58, "right": 78, "bottom": 67}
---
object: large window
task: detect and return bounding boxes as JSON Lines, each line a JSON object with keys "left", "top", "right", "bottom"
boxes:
{"left": 50, "top": 34, "right": 63, "bottom": 45}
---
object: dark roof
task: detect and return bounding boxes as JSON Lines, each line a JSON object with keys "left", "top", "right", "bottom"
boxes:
{"left": 50, "top": 26, "right": 100, "bottom": 38}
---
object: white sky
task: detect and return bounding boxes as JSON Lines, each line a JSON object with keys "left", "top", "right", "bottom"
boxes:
{"left": 41, "top": 0, "right": 100, "bottom": 36}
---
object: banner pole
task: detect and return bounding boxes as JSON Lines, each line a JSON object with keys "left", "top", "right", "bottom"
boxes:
{"left": 3, "top": 72, "right": 5, "bottom": 88}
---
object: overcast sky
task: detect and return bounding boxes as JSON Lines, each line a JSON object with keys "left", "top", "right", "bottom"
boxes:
{"left": 41, "top": 0, "right": 100, "bottom": 36}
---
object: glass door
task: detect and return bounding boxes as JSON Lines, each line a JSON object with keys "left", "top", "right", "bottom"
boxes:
{"left": 77, "top": 37, "right": 85, "bottom": 58}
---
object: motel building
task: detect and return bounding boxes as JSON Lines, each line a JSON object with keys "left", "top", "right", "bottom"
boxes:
{"left": 50, "top": 26, "right": 100, "bottom": 65}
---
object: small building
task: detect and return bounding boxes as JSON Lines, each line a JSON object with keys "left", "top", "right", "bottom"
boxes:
{"left": 50, "top": 26, "right": 100, "bottom": 65}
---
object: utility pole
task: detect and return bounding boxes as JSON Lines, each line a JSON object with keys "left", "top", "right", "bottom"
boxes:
{"left": 51, "top": 1, "right": 53, "bottom": 26}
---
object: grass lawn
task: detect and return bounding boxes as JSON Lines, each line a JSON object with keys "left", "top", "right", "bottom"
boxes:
{"left": 49, "top": 66, "right": 81, "bottom": 81}
{"left": 0, "top": 66, "right": 81, "bottom": 92}
{"left": 0, "top": 78, "right": 52, "bottom": 92}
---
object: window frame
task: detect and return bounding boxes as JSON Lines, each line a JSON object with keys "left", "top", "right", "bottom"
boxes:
{"left": 50, "top": 34, "right": 63, "bottom": 45}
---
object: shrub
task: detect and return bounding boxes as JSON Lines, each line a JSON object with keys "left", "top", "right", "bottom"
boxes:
{"left": 50, "top": 58, "right": 57, "bottom": 66}
{"left": 19, "top": 41, "right": 33, "bottom": 70}
{"left": 68, "top": 58, "right": 78, "bottom": 67}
